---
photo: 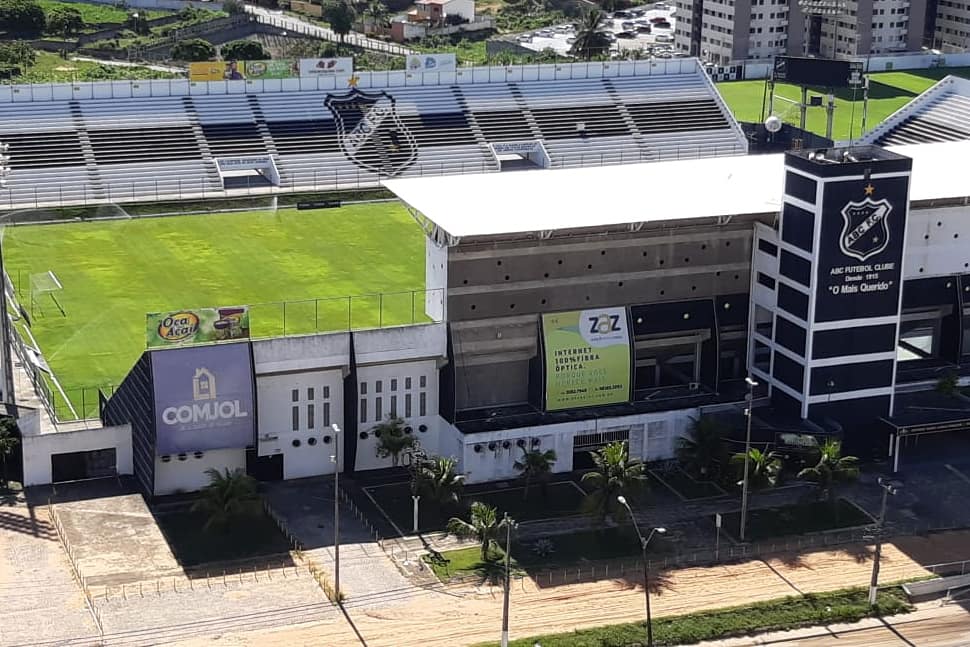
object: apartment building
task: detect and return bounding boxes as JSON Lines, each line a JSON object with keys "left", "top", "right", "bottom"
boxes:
{"left": 934, "top": 0, "right": 970, "bottom": 50}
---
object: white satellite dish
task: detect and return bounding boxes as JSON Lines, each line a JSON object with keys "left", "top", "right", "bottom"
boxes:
{"left": 764, "top": 115, "right": 783, "bottom": 133}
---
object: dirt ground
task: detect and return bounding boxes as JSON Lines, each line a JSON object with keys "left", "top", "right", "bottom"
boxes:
{"left": 167, "top": 529, "right": 970, "bottom": 647}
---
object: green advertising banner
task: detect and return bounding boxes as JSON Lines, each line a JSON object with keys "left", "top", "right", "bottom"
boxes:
{"left": 542, "top": 307, "right": 631, "bottom": 411}
{"left": 146, "top": 306, "right": 250, "bottom": 348}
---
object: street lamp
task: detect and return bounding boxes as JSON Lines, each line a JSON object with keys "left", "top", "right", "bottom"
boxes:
{"left": 868, "top": 476, "right": 902, "bottom": 606}
{"left": 330, "top": 423, "right": 342, "bottom": 601}
{"left": 500, "top": 512, "right": 518, "bottom": 647}
{"left": 739, "top": 376, "right": 758, "bottom": 542}
{"left": 617, "top": 495, "right": 665, "bottom": 647}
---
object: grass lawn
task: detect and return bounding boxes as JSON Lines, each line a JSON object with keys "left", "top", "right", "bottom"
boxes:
{"left": 154, "top": 508, "right": 292, "bottom": 567}
{"left": 35, "top": 0, "right": 170, "bottom": 23}
{"left": 715, "top": 66, "right": 970, "bottom": 140}
{"left": 366, "top": 480, "right": 587, "bottom": 534}
{"left": 18, "top": 51, "right": 180, "bottom": 84}
{"left": 424, "top": 545, "right": 522, "bottom": 582}
{"left": 650, "top": 467, "right": 726, "bottom": 500}
{"left": 722, "top": 498, "right": 872, "bottom": 542}
{"left": 493, "top": 586, "right": 912, "bottom": 646}
{"left": 2, "top": 203, "right": 426, "bottom": 410}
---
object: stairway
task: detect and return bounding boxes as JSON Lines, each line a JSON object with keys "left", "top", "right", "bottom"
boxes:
{"left": 246, "top": 95, "right": 288, "bottom": 186}
{"left": 602, "top": 78, "right": 649, "bottom": 161}
{"left": 450, "top": 86, "right": 500, "bottom": 172}
{"left": 68, "top": 102, "right": 106, "bottom": 202}
{"left": 180, "top": 97, "right": 222, "bottom": 192}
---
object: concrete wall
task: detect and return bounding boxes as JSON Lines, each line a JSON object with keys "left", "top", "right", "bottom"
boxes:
{"left": 22, "top": 424, "right": 133, "bottom": 487}
{"left": 154, "top": 447, "right": 245, "bottom": 495}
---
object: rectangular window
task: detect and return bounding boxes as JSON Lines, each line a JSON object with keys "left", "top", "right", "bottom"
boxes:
{"left": 292, "top": 389, "right": 299, "bottom": 402}
{"left": 292, "top": 406, "right": 299, "bottom": 431}
{"left": 405, "top": 393, "right": 412, "bottom": 417}
{"left": 360, "top": 382, "right": 367, "bottom": 395}
{"left": 323, "top": 385, "right": 330, "bottom": 399}
{"left": 420, "top": 375, "right": 427, "bottom": 388}
{"left": 405, "top": 376, "right": 412, "bottom": 389}
{"left": 391, "top": 378, "right": 398, "bottom": 391}
{"left": 307, "top": 404, "right": 315, "bottom": 429}
{"left": 359, "top": 398, "right": 367, "bottom": 423}
{"left": 324, "top": 402, "right": 331, "bottom": 427}
{"left": 419, "top": 392, "right": 427, "bottom": 416}
{"left": 757, "top": 272, "right": 776, "bottom": 290}
{"left": 307, "top": 387, "right": 314, "bottom": 401}
{"left": 376, "top": 380, "right": 383, "bottom": 393}
{"left": 390, "top": 395, "right": 397, "bottom": 417}
{"left": 375, "top": 396, "right": 383, "bottom": 420}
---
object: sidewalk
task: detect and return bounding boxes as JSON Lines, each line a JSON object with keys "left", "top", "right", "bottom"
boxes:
{"left": 167, "top": 528, "right": 970, "bottom": 647}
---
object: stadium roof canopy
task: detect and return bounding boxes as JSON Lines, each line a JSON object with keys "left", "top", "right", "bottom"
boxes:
{"left": 384, "top": 139, "right": 970, "bottom": 242}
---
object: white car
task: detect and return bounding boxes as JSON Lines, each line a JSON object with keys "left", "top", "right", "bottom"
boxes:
{"left": 655, "top": 34, "right": 673, "bottom": 42}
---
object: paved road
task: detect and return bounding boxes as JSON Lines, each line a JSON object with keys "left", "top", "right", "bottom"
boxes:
{"left": 700, "top": 602, "right": 970, "bottom": 646}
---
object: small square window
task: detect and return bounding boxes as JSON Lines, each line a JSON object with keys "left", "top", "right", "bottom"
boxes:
{"left": 419, "top": 375, "right": 427, "bottom": 388}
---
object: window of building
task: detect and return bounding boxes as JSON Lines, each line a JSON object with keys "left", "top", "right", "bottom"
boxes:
{"left": 360, "top": 398, "right": 367, "bottom": 423}
{"left": 307, "top": 403, "right": 315, "bottom": 429}
{"left": 292, "top": 389, "right": 299, "bottom": 402}
{"left": 419, "top": 392, "right": 427, "bottom": 416}
{"left": 292, "top": 406, "right": 299, "bottom": 431}
{"left": 324, "top": 402, "right": 331, "bottom": 427}
{"left": 375, "top": 396, "right": 383, "bottom": 420}
{"left": 405, "top": 393, "right": 412, "bottom": 417}
{"left": 307, "top": 387, "right": 314, "bottom": 401}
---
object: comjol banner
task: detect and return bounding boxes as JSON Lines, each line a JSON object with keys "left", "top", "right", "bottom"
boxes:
{"left": 147, "top": 306, "right": 250, "bottom": 348}
{"left": 542, "top": 307, "right": 631, "bottom": 411}
{"left": 189, "top": 60, "right": 299, "bottom": 82}
{"left": 298, "top": 57, "right": 354, "bottom": 77}
{"left": 152, "top": 343, "right": 255, "bottom": 455}
{"left": 405, "top": 53, "right": 457, "bottom": 73}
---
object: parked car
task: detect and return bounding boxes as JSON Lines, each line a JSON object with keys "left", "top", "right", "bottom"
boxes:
{"left": 616, "top": 31, "right": 637, "bottom": 39}
{"left": 650, "top": 16, "right": 667, "bottom": 24}
{"left": 654, "top": 34, "right": 673, "bottom": 42}
{"left": 637, "top": 24, "right": 652, "bottom": 33}
{"left": 655, "top": 21, "right": 672, "bottom": 29}
{"left": 613, "top": 10, "right": 632, "bottom": 18}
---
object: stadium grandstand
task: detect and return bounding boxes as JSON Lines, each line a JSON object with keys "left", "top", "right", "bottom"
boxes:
{"left": 0, "top": 60, "right": 746, "bottom": 209}
{"left": 859, "top": 74, "right": 970, "bottom": 147}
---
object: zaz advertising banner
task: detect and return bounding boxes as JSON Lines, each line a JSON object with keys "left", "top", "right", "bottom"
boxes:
{"left": 542, "top": 308, "right": 631, "bottom": 411}
{"left": 146, "top": 306, "right": 250, "bottom": 348}
{"left": 406, "top": 53, "right": 457, "bottom": 73}
{"left": 152, "top": 343, "right": 255, "bottom": 455}
{"left": 815, "top": 175, "right": 910, "bottom": 323}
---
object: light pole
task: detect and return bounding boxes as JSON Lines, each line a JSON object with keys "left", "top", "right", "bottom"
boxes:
{"left": 501, "top": 512, "right": 517, "bottom": 647}
{"left": 868, "top": 477, "right": 902, "bottom": 606}
{"left": 331, "top": 423, "right": 342, "bottom": 601}
{"left": 618, "top": 495, "right": 665, "bottom": 647}
{"left": 739, "top": 376, "right": 758, "bottom": 542}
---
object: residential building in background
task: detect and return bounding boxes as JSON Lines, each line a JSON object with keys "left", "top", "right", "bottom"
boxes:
{"left": 933, "top": 0, "right": 970, "bottom": 50}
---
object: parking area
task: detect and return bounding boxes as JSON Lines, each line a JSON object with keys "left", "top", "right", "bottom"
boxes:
{"left": 510, "top": 3, "right": 680, "bottom": 58}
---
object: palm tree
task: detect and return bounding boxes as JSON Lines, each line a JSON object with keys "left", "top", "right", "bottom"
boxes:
{"left": 570, "top": 9, "right": 611, "bottom": 61}
{"left": 0, "top": 417, "right": 18, "bottom": 486}
{"left": 191, "top": 468, "right": 260, "bottom": 533}
{"left": 362, "top": 0, "right": 390, "bottom": 34}
{"left": 797, "top": 440, "right": 859, "bottom": 506}
{"left": 410, "top": 454, "right": 464, "bottom": 507}
{"left": 513, "top": 447, "right": 557, "bottom": 500}
{"left": 581, "top": 441, "right": 646, "bottom": 521}
{"left": 676, "top": 415, "right": 725, "bottom": 480}
{"left": 446, "top": 501, "right": 510, "bottom": 561}
{"left": 374, "top": 415, "right": 416, "bottom": 467}
{"left": 730, "top": 447, "right": 783, "bottom": 491}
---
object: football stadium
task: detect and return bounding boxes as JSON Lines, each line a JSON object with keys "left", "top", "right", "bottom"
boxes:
{"left": 3, "top": 55, "right": 970, "bottom": 497}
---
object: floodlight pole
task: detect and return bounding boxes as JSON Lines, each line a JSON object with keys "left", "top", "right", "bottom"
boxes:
{"left": 739, "top": 377, "right": 758, "bottom": 542}
{"left": 331, "top": 423, "right": 342, "bottom": 601}
{"left": 869, "top": 477, "right": 900, "bottom": 606}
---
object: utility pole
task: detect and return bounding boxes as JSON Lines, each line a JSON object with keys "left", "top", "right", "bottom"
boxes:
{"left": 331, "top": 423, "right": 341, "bottom": 601}
{"left": 869, "top": 477, "right": 902, "bottom": 606}
{"left": 739, "top": 376, "right": 758, "bottom": 542}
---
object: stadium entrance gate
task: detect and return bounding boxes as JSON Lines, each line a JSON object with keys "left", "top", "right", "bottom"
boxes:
{"left": 50, "top": 448, "right": 117, "bottom": 483}
{"left": 572, "top": 427, "right": 633, "bottom": 469}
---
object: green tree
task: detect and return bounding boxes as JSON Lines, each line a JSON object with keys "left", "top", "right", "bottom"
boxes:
{"left": 569, "top": 8, "right": 610, "bottom": 61}
{"left": 323, "top": 0, "right": 356, "bottom": 44}
{"left": 0, "top": 0, "right": 46, "bottom": 36}
{"left": 191, "top": 468, "right": 260, "bottom": 533}
{"left": 221, "top": 39, "right": 269, "bottom": 61}
{"left": 513, "top": 447, "right": 557, "bottom": 500}
{"left": 731, "top": 447, "right": 783, "bottom": 491}
{"left": 47, "top": 6, "right": 84, "bottom": 38}
{"left": 126, "top": 10, "right": 150, "bottom": 36}
{"left": 936, "top": 371, "right": 959, "bottom": 396}
{"left": 676, "top": 415, "right": 725, "bottom": 479}
{"left": 581, "top": 441, "right": 646, "bottom": 521}
{"left": 362, "top": 0, "right": 390, "bottom": 33}
{"left": 0, "top": 41, "right": 36, "bottom": 70}
{"left": 446, "top": 501, "right": 509, "bottom": 561}
{"left": 797, "top": 440, "right": 859, "bottom": 506}
{"left": 222, "top": 0, "right": 246, "bottom": 14}
{"left": 373, "top": 415, "right": 416, "bottom": 467}
{"left": 410, "top": 454, "right": 464, "bottom": 506}
{"left": 171, "top": 38, "right": 215, "bottom": 62}
{"left": 0, "top": 417, "right": 19, "bottom": 486}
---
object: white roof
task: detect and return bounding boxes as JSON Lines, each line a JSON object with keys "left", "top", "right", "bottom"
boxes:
{"left": 383, "top": 140, "right": 970, "bottom": 240}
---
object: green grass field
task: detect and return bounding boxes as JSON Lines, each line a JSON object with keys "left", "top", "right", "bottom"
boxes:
{"left": 716, "top": 66, "right": 970, "bottom": 140}
{"left": 34, "top": 0, "right": 170, "bottom": 24}
{"left": 3, "top": 203, "right": 426, "bottom": 415}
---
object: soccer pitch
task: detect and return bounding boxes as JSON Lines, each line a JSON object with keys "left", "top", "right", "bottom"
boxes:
{"left": 2, "top": 202, "right": 426, "bottom": 416}
{"left": 717, "top": 66, "right": 970, "bottom": 141}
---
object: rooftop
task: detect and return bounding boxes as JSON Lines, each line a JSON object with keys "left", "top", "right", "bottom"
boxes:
{"left": 383, "top": 139, "right": 970, "bottom": 241}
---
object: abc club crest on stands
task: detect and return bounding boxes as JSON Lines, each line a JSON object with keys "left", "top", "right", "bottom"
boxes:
{"left": 325, "top": 87, "right": 417, "bottom": 177}
{"left": 838, "top": 184, "right": 892, "bottom": 262}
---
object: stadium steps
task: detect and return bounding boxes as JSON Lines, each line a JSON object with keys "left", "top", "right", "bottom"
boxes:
{"left": 601, "top": 78, "right": 651, "bottom": 158}
{"left": 506, "top": 84, "right": 545, "bottom": 140}
{"left": 68, "top": 102, "right": 106, "bottom": 200}
{"left": 450, "top": 86, "right": 501, "bottom": 171}
{"left": 245, "top": 95, "right": 285, "bottom": 181}
{"left": 876, "top": 94, "right": 970, "bottom": 146}
{"left": 180, "top": 97, "right": 221, "bottom": 186}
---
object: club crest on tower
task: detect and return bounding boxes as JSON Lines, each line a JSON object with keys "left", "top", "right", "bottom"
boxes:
{"left": 325, "top": 89, "right": 418, "bottom": 177}
{"left": 839, "top": 193, "right": 892, "bottom": 262}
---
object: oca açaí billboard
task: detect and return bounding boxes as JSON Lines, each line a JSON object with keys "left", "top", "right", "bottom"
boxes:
{"left": 146, "top": 306, "right": 250, "bottom": 349}
{"left": 152, "top": 343, "right": 255, "bottom": 455}
{"left": 542, "top": 307, "right": 632, "bottom": 411}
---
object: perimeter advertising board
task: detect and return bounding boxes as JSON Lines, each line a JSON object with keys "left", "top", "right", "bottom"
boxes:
{"left": 298, "top": 57, "right": 354, "bottom": 77}
{"left": 189, "top": 60, "right": 300, "bottom": 81}
{"left": 147, "top": 306, "right": 250, "bottom": 348}
{"left": 814, "top": 175, "right": 909, "bottom": 323}
{"left": 542, "top": 308, "right": 631, "bottom": 411}
{"left": 406, "top": 53, "right": 457, "bottom": 73}
{"left": 152, "top": 343, "right": 255, "bottom": 455}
